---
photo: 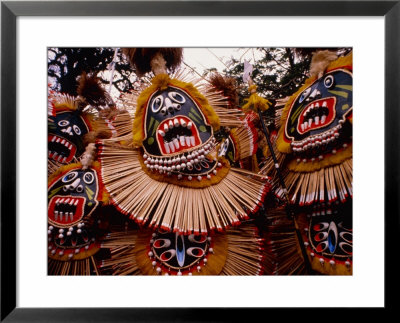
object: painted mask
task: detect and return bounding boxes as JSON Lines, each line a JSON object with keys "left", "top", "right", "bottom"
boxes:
{"left": 148, "top": 230, "right": 211, "bottom": 275}
{"left": 47, "top": 164, "right": 107, "bottom": 261}
{"left": 143, "top": 86, "right": 213, "bottom": 156}
{"left": 284, "top": 69, "right": 352, "bottom": 157}
{"left": 141, "top": 85, "right": 221, "bottom": 180}
{"left": 48, "top": 111, "right": 90, "bottom": 164}
{"left": 304, "top": 202, "right": 352, "bottom": 271}
{"left": 48, "top": 166, "right": 100, "bottom": 228}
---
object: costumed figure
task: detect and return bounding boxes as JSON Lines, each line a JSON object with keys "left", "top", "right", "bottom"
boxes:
{"left": 97, "top": 48, "right": 271, "bottom": 276}
{"left": 47, "top": 73, "right": 117, "bottom": 174}
{"left": 48, "top": 143, "right": 110, "bottom": 275}
{"left": 259, "top": 50, "right": 353, "bottom": 275}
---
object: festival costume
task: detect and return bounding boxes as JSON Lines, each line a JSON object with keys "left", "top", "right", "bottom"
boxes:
{"left": 96, "top": 48, "right": 270, "bottom": 276}
{"left": 260, "top": 51, "right": 353, "bottom": 274}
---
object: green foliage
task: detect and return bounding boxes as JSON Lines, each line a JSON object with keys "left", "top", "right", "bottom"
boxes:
{"left": 221, "top": 48, "right": 312, "bottom": 106}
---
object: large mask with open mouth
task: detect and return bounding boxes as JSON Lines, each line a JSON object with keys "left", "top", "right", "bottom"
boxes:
{"left": 48, "top": 110, "right": 90, "bottom": 164}
{"left": 144, "top": 87, "right": 212, "bottom": 155}
{"left": 284, "top": 68, "right": 352, "bottom": 159}
{"left": 48, "top": 166, "right": 100, "bottom": 227}
{"left": 134, "top": 76, "right": 224, "bottom": 184}
{"left": 267, "top": 52, "right": 353, "bottom": 275}
{"left": 47, "top": 162, "right": 108, "bottom": 262}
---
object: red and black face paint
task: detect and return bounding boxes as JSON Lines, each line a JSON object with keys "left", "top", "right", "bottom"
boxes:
{"left": 305, "top": 202, "right": 352, "bottom": 261}
{"left": 143, "top": 86, "right": 213, "bottom": 157}
{"left": 48, "top": 167, "right": 100, "bottom": 228}
{"left": 284, "top": 69, "right": 352, "bottom": 156}
{"left": 48, "top": 111, "right": 90, "bottom": 164}
{"left": 149, "top": 230, "right": 211, "bottom": 274}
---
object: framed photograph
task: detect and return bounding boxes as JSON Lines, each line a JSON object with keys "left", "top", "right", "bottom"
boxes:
{"left": 1, "top": 0, "right": 398, "bottom": 321}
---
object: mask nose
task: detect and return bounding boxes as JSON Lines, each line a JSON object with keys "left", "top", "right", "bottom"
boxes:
{"left": 63, "top": 177, "right": 80, "bottom": 191}
{"left": 61, "top": 126, "right": 73, "bottom": 136}
{"left": 161, "top": 97, "right": 181, "bottom": 116}
{"left": 308, "top": 88, "right": 321, "bottom": 101}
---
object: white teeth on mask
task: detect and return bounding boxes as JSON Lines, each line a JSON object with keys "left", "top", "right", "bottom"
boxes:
{"left": 59, "top": 211, "right": 64, "bottom": 221}
{"left": 187, "top": 122, "right": 193, "bottom": 130}
{"left": 180, "top": 136, "right": 186, "bottom": 146}
{"left": 300, "top": 123, "right": 305, "bottom": 132}
{"left": 303, "top": 121, "right": 308, "bottom": 129}
{"left": 61, "top": 139, "right": 65, "bottom": 145}
{"left": 62, "top": 157, "right": 67, "bottom": 163}
{"left": 164, "top": 142, "right": 171, "bottom": 154}
{"left": 174, "top": 119, "right": 180, "bottom": 127}
{"left": 190, "top": 136, "right": 195, "bottom": 146}
{"left": 164, "top": 124, "right": 169, "bottom": 133}
{"left": 168, "top": 141, "right": 175, "bottom": 152}
{"left": 308, "top": 118, "right": 313, "bottom": 127}
{"left": 69, "top": 199, "right": 75, "bottom": 205}
{"left": 54, "top": 211, "right": 59, "bottom": 220}
{"left": 314, "top": 116, "right": 320, "bottom": 125}
{"left": 57, "top": 155, "right": 63, "bottom": 162}
{"left": 53, "top": 152, "right": 58, "bottom": 159}
{"left": 173, "top": 138, "right": 179, "bottom": 149}
{"left": 186, "top": 136, "right": 191, "bottom": 147}
{"left": 158, "top": 130, "right": 165, "bottom": 137}
{"left": 51, "top": 136, "right": 57, "bottom": 142}
{"left": 69, "top": 212, "right": 74, "bottom": 221}
{"left": 168, "top": 120, "right": 174, "bottom": 129}
{"left": 180, "top": 118, "right": 187, "bottom": 127}
{"left": 56, "top": 138, "right": 61, "bottom": 143}
{"left": 74, "top": 200, "right": 79, "bottom": 206}
{"left": 315, "top": 102, "right": 320, "bottom": 108}
{"left": 322, "top": 101, "right": 327, "bottom": 107}
{"left": 64, "top": 198, "right": 70, "bottom": 204}
{"left": 321, "top": 115, "right": 327, "bottom": 123}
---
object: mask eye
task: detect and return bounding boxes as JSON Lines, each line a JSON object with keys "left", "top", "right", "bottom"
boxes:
{"left": 188, "top": 234, "right": 207, "bottom": 244}
{"left": 73, "top": 125, "right": 81, "bottom": 135}
{"left": 83, "top": 172, "right": 94, "bottom": 184}
{"left": 58, "top": 120, "right": 69, "bottom": 127}
{"left": 186, "top": 247, "right": 205, "bottom": 258}
{"left": 299, "top": 87, "right": 311, "bottom": 103}
{"left": 324, "top": 75, "right": 335, "bottom": 88}
{"left": 153, "top": 239, "right": 172, "bottom": 249}
{"left": 151, "top": 95, "right": 164, "bottom": 113}
{"left": 168, "top": 91, "right": 186, "bottom": 104}
{"left": 160, "top": 249, "right": 176, "bottom": 261}
{"left": 62, "top": 171, "right": 78, "bottom": 183}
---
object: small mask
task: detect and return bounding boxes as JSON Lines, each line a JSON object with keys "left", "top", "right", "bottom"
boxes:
{"left": 48, "top": 166, "right": 100, "bottom": 228}
{"left": 150, "top": 230, "right": 210, "bottom": 274}
{"left": 48, "top": 111, "right": 90, "bottom": 164}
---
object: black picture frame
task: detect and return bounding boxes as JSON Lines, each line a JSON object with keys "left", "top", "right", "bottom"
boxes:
{"left": 1, "top": 0, "right": 398, "bottom": 321}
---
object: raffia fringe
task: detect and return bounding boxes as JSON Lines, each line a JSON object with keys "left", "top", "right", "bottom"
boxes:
{"left": 99, "top": 144, "right": 269, "bottom": 234}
